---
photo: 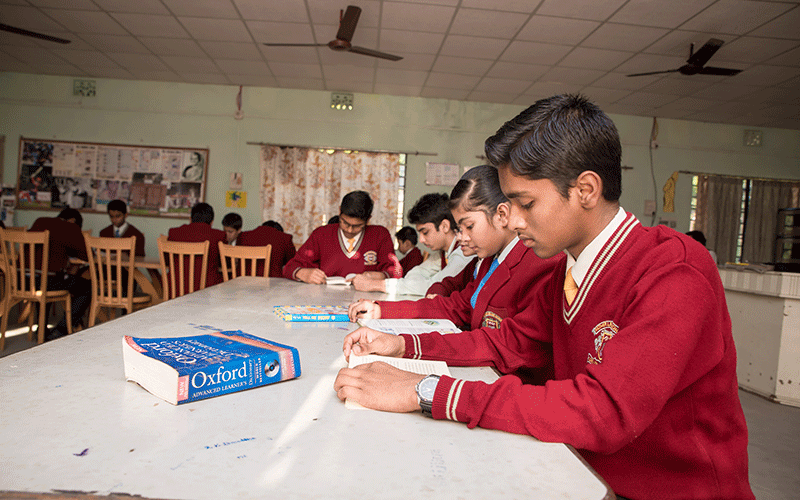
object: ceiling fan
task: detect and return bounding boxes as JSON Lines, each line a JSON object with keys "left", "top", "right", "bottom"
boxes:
{"left": 626, "top": 38, "right": 741, "bottom": 77}
{"left": 263, "top": 5, "right": 402, "bottom": 62}
{"left": 0, "top": 23, "right": 71, "bottom": 44}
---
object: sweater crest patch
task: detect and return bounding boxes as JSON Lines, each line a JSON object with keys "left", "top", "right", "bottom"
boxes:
{"left": 587, "top": 320, "right": 618, "bottom": 365}
{"left": 363, "top": 250, "right": 378, "bottom": 266}
{"left": 481, "top": 310, "right": 503, "bottom": 329}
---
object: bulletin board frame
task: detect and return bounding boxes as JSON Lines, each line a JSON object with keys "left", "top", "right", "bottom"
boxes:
{"left": 15, "top": 137, "right": 209, "bottom": 218}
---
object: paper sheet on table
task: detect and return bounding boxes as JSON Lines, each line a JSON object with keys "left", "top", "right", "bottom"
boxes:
{"left": 357, "top": 318, "right": 461, "bottom": 335}
{"left": 345, "top": 354, "right": 450, "bottom": 410}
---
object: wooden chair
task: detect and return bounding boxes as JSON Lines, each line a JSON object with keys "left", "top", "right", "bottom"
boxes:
{"left": 84, "top": 234, "right": 152, "bottom": 328}
{"left": 0, "top": 228, "right": 72, "bottom": 349}
{"left": 219, "top": 242, "right": 272, "bottom": 282}
{"left": 157, "top": 235, "right": 210, "bottom": 301}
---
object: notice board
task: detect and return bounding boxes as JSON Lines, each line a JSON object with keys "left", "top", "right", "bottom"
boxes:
{"left": 15, "top": 137, "right": 208, "bottom": 217}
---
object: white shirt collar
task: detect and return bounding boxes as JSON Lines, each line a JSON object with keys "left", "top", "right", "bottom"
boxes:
{"left": 567, "top": 207, "right": 626, "bottom": 286}
{"left": 339, "top": 227, "right": 364, "bottom": 257}
{"left": 114, "top": 222, "right": 128, "bottom": 236}
{"left": 496, "top": 236, "right": 519, "bottom": 265}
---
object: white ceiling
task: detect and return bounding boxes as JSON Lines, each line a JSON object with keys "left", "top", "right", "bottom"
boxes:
{"left": 2, "top": 0, "right": 800, "bottom": 130}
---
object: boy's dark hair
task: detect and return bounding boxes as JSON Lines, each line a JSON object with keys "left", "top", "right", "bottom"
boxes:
{"left": 484, "top": 94, "right": 622, "bottom": 201}
{"left": 263, "top": 220, "right": 284, "bottom": 232}
{"left": 107, "top": 199, "right": 127, "bottom": 214}
{"left": 58, "top": 208, "right": 83, "bottom": 228}
{"left": 395, "top": 226, "right": 418, "bottom": 245}
{"left": 327, "top": 215, "right": 340, "bottom": 225}
{"left": 448, "top": 165, "right": 508, "bottom": 216}
{"left": 340, "top": 191, "right": 373, "bottom": 221}
{"left": 408, "top": 193, "right": 455, "bottom": 231}
{"left": 191, "top": 202, "right": 214, "bottom": 224}
{"left": 686, "top": 230, "right": 707, "bottom": 247}
{"left": 222, "top": 213, "right": 243, "bottom": 230}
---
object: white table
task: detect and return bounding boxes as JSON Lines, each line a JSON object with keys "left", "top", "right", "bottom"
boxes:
{"left": 0, "top": 278, "right": 613, "bottom": 499}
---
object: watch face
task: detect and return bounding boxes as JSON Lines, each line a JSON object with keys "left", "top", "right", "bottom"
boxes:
{"left": 418, "top": 375, "right": 439, "bottom": 401}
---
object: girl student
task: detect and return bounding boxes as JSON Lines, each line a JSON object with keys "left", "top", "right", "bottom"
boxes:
{"left": 349, "top": 165, "right": 559, "bottom": 373}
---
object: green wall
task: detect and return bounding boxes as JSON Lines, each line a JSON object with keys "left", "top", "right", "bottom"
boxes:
{"left": 2, "top": 72, "right": 798, "bottom": 257}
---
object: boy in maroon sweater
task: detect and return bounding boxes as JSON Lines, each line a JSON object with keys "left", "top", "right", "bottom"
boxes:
{"left": 283, "top": 190, "right": 401, "bottom": 283}
{"left": 334, "top": 95, "right": 753, "bottom": 500}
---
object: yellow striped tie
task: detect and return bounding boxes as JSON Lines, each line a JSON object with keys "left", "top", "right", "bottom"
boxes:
{"left": 347, "top": 238, "right": 355, "bottom": 253}
{"left": 564, "top": 267, "right": 578, "bottom": 306}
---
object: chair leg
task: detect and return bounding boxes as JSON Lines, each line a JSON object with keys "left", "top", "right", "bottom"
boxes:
{"left": 27, "top": 302, "right": 35, "bottom": 341}
{"left": 0, "top": 302, "right": 7, "bottom": 352}
{"left": 37, "top": 301, "right": 46, "bottom": 344}
{"left": 88, "top": 298, "right": 97, "bottom": 328}
{"left": 65, "top": 295, "right": 72, "bottom": 335}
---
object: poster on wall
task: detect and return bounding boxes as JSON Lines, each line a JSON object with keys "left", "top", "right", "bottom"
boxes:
{"left": 15, "top": 138, "right": 208, "bottom": 218}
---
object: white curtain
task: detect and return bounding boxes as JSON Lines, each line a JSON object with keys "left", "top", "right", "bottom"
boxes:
{"left": 694, "top": 175, "right": 743, "bottom": 264}
{"left": 260, "top": 146, "right": 400, "bottom": 244}
{"left": 742, "top": 180, "right": 800, "bottom": 263}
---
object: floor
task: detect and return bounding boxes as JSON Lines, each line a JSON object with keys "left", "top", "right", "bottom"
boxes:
{"left": 2, "top": 326, "right": 799, "bottom": 499}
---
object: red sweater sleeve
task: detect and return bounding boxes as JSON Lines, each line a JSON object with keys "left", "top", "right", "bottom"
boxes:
{"left": 282, "top": 229, "right": 321, "bottom": 280}
{"left": 424, "top": 263, "right": 727, "bottom": 453}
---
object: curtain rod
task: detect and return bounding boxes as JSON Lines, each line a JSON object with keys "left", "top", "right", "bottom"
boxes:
{"left": 679, "top": 170, "right": 800, "bottom": 184}
{"left": 246, "top": 141, "right": 437, "bottom": 156}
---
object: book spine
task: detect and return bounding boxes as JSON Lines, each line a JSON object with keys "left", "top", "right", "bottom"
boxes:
{"left": 286, "top": 313, "right": 349, "bottom": 322}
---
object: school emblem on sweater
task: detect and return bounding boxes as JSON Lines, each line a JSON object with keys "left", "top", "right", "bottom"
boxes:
{"left": 363, "top": 250, "right": 378, "bottom": 266}
{"left": 481, "top": 311, "right": 503, "bottom": 329}
{"left": 587, "top": 320, "right": 618, "bottom": 365}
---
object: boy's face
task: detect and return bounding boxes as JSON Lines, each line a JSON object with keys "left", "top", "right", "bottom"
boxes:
{"left": 415, "top": 221, "right": 448, "bottom": 251}
{"left": 224, "top": 226, "right": 241, "bottom": 243}
{"left": 498, "top": 166, "right": 583, "bottom": 260}
{"left": 397, "top": 239, "right": 414, "bottom": 254}
{"left": 339, "top": 213, "right": 367, "bottom": 240}
{"left": 108, "top": 209, "right": 126, "bottom": 228}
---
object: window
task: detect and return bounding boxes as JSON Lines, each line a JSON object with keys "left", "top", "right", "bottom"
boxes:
{"left": 395, "top": 153, "right": 407, "bottom": 233}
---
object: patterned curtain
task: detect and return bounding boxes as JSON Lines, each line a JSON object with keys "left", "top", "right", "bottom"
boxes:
{"left": 260, "top": 145, "right": 400, "bottom": 244}
{"left": 694, "top": 175, "right": 743, "bottom": 264}
{"left": 742, "top": 180, "right": 800, "bottom": 263}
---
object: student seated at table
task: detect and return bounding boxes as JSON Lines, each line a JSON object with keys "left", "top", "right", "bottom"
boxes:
{"left": 348, "top": 164, "right": 558, "bottom": 335}
{"left": 262, "top": 220, "right": 284, "bottom": 232}
{"left": 237, "top": 220, "right": 297, "bottom": 277}
{"left": 99, "top": 199, "right": 145, "bottom": 256}
{"left": 29, "top": 208, "right": 91, "bottom": 340}
{"left": 335, "top": 94, "right": 754, "bottom": 500}
{"left": 168, "top": 202, "right": 225, "bottom": 290}
{"left": 394, "top": 226, "right": 423, "bottom": 276}
{"left": 283, "top": 190, "right": 401, "bottom": 284}
{"left": 221, "top": 213, "right": 243, "bottom": 245}
{"left": 352, "top": 193, "right": 475, "bottom": 296}
{"left": 425, "top": 243, "right": 480, "bottom": 298}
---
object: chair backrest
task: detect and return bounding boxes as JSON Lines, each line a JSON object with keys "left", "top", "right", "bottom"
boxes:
{"left": 157, "top": 235, "right": 210, "bottom": 300}
{"left": 84, "top": 234, "right": 137, "bottom": 309}
{"left": 0, "top": 227, "right": 50, "bottom": 298}
{"left": 219, "top": 242, "right": 272, "bottom": 281}
{"left": 4, "top": 226, "right": 27, "bottom": 231}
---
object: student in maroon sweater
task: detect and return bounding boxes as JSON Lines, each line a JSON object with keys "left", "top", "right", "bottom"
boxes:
{"left": 99, "top": 199, "right": 145, "bottom": 256}
{"left": 283, "top": 190, "right": 401, "bottom": 283}
{"left": 29, "top": 208, "right": 90, "bottom": 340}
{"left": 334, "top": 95, "right": 753, "bottom": 500}
{"left": 394, "top": 226, "right": 422, "bottom": 277}
{"left": 167, "top": 203, "right": 226, "bottom": 292}
{"left": 237, "top": 221, "right": 296, "bottom": 277}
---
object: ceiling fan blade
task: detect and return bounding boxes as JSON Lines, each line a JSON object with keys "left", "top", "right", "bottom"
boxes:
{"left": 348, "top": 45, "right": 403, "bottom": 61}
{"left": 626, "top": 69, "right": 680, "bottom": 77}
{"left": 0, "top": 23, "right": 70, "bottom": 44}
{"left": 262, "top": 42, "right": 327, "bottom": 47}
{"left": 336, "top": 5, "right": 362, "bottom": 43}
{"left": 687, "top": 38, "right": 724, "bottom": 67}
{"left": 698, "top": 66, "right": 742, "bottom": 76}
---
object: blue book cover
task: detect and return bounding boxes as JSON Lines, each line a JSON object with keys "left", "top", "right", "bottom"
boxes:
{"left": 122, "top": 330, "right": 301, "bottom": 405}
{"left": 273, "top": 305, "right": 349, "bottom": 322}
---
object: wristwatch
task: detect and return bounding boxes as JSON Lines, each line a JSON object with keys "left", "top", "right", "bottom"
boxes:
{"left": 415, "top": 374, "right": 440, "bottom": 417}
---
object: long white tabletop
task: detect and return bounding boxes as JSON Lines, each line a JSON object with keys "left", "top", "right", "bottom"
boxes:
{"left": 0, "top": 277, "right": 613, "bottom": 499}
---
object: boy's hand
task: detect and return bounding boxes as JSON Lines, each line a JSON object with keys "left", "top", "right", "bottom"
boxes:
{"left": 348, "top": 299, "right": 381, "bottom": 321}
